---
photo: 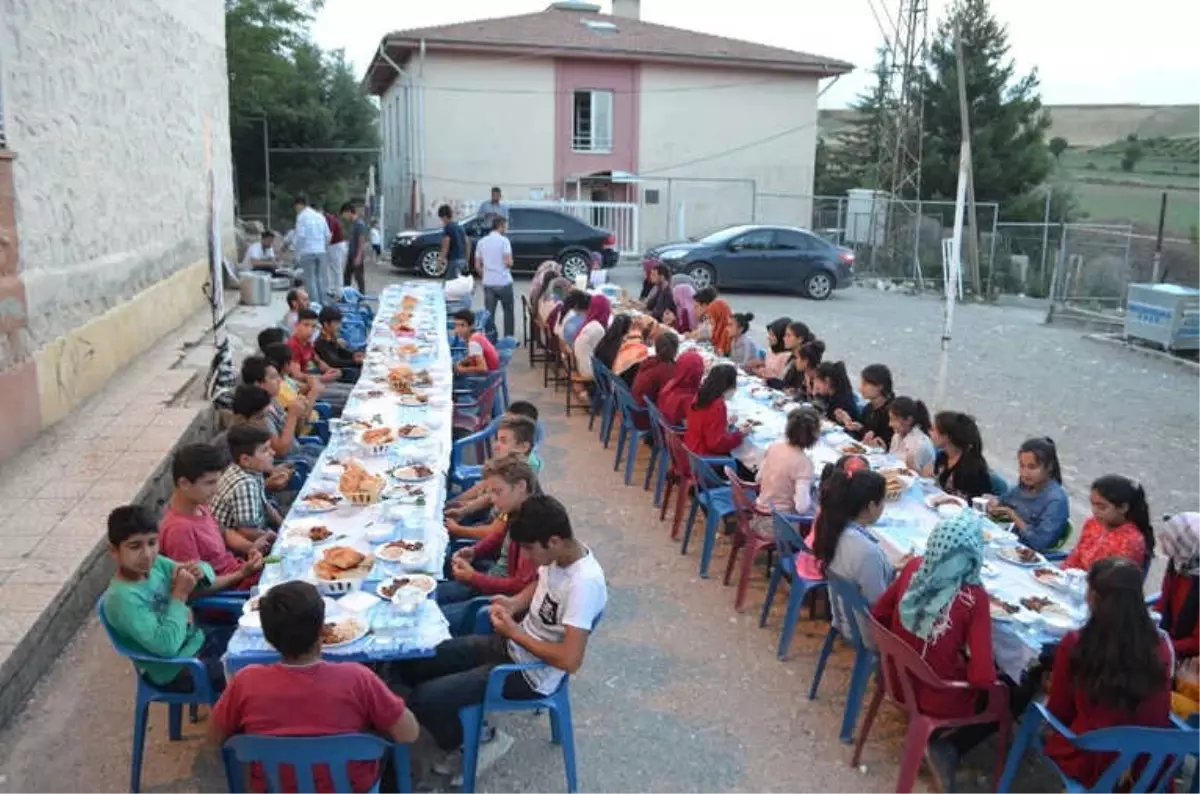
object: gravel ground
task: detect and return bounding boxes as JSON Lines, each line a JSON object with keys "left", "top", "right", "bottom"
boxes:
{"left": 0, "top": 261, "right": 1192, "bottom": 793}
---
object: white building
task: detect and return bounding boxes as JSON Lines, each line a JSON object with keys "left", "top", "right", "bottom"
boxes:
{"left": 364, "top": 0, "right": 851, "bottom": 250}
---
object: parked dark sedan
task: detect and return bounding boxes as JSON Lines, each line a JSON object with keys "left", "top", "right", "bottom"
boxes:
{"left": 642, "top": 224, "right": 855, "bottom": 299}
{"left": 391, "top": 206, "right": 619, "bottom": 280}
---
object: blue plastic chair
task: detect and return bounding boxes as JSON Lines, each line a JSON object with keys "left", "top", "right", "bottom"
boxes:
{"left": 611, "top": 379, "right": 652, "bottom": 486}
{"left": 587, "top": 359, "right": 618, "bottom": 448}
{"left": 1186, "top": 712, "right": 1198, "bottom": 793}
{"left": 456, "top": 613, "right": 604, "bottom": 793}
{"left": 448, "top": 416, "right": 501, "bottom": 492}
{"left": 680, "top": 447, "right": 737, "bottom": 578}
{"left": 643, "top": 400, "right": 679, "bottom": 507}
{"left": 809, "top": 573, "right": 879, "bottom": 743}
{"left": 495, "top": 337, "right": 519, "bottom": 409}
{"left": 97, "top": 595, "right": 222, "bottom": 793}
{"left": 760, "top": 511, "right": 827, "bottom": 660}
{"left": 998, "top": 702, "right": 1196, "bottom": 793}
{"left": 221, "top": 733, "right": 413, "bottom": 793}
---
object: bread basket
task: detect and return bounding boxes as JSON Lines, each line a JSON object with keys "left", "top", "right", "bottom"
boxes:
{"left": 342, "top": 480, "right": 384, "bottom": 506}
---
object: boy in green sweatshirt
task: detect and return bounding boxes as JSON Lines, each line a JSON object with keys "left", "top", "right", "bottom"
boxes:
{"left": 103, "top": 504, "right": 261, "bottom": 693}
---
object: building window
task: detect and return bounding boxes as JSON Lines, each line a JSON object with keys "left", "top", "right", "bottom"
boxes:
{"left": 572, "top": 90, "right": 613, "bottom": 153}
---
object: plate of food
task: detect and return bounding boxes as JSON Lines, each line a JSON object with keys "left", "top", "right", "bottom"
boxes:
{"left": 377, "top": 574, "right": 437, "bottom": 602}
{"left": 338, "top": 461, "right": 387, "bottom": 505}
{"left": 360, "top": 426, "right": 397, "bottom": 454}
{"left": 312, "top": 546, "right": 374, "bottom": 593}
{"left": 396, "top": 423, "right": 430, "bottom": 440}
{"left": 1031, "top": 565, "right": 1070, "bottom": 590}
{"left": 839, "top": 441, "right": 869, "bottom": 455}
{"left": 320, "top": 617, "right": 369, "bottom": 649}
{"left": 1019, "top": 595, "right": 1071, "bottom": 618}
{"left": 389, "top": 462, "right": 436, "bottom": 482}
{"left": 399, "top": 392, "right": 429, "bottom": 407}
{"left": 384, "top": 483, "right": 427, "bottom": 505}
{"left": 988, "top": 594, "right": 1021, "bottom": 621}
{"left": 924, "top": 493, "right": 967, "bottom": 517}
{"left": 995, "top": 545, "right": 1046, "bottom": 567}
{"left": 299, "top": 491, "right": 343, "bottom": 513}
{"left": 374, "top": 539, "right": 427, "bottom": 565}
{"left": 284, "top": 522, "right": 335, "bottom": 543}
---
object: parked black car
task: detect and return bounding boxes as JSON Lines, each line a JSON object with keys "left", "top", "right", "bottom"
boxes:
{"left": 642, "top": 224, "right": 855, "bottom": 300}
{"left": 391, "top": 206, "right": 619, "bottom": 280}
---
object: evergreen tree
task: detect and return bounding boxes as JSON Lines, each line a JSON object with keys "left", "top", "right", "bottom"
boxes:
{"left": 919, "top": 0, "right": 1052, "bottom": 219}
{"left": 818, "top": 50, "right": 892, "bottom": 196}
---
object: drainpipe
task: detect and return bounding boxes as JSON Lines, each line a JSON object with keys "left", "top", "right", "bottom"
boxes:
{"left": 417, "top": 39, "right": 427, "bottom": 225}
{"left": 376, "top": 43, "right": 415, "bottom": 228}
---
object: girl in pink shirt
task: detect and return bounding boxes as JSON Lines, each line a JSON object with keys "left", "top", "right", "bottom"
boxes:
{"left": 755, "top": 406, "right": 821, "bottom": 515}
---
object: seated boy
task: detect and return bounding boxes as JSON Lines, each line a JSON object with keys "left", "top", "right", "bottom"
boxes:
{"left": 437, "top": 456, "right": 541, "bottom": 632}
{"left": 209, "top": 581, "right": 419, "bottom": 792}
{"left": 444, "top": 415, "right": 538, "bottom": 540}
{"left": 286, "top": 313, "right": 355, "bottom": 410}
{"left": 231, "top": 382, "right": 321, "bottom": 470}
{"left": 451, "top": 308, "right": 498, "bottom": 377}
{"left": 105, "top": 504, "right": 262, "bottom": 693}
{"left": 242, "top": 353, "right": 319, "bottom": 441}
{"left": 212, "top": 425, "right": 283, "bottom": 546}
{"left": 396, "top": 495, "right": 606, "bottom": 780}
{"left": 159, "top": 443, "right": 271, "bottom": 590}
{"left": 314, "top": 305, "right": 363, "bottom": 382}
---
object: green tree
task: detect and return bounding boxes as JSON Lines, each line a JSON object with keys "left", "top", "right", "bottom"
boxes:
{"left": 818, "top": 49, "right": 892, "bottom": 196}
{"left": 226, "top": 0, "right": 379, "bottom": 226}
{"left": 918, "top": 0, "right": 1052, "bottom": 220}
{"left": 1049, "top": 136, "right": 1068, "bottom": 160}
{"left": 1121, "top": 135, "right": 1144, "bottom": 172}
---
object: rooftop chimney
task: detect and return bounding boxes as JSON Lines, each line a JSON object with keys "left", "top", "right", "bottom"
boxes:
{"left": 612, "top": 0, "right": 640, "bottom": 19}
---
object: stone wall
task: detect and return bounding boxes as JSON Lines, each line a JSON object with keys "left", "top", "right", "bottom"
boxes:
{"left": 0, "top": 0, "right": 233, "bottom": 462}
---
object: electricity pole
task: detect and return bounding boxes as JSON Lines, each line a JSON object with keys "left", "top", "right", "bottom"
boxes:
{"left": 954, "top": 30, "right": 982, "bottom": 294}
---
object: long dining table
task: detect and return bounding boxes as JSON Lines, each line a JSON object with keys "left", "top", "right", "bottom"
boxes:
{"left": 223, "top": 283, "right": 456, "bottom": 674}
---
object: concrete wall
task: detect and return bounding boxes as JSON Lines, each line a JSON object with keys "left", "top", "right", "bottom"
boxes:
{"left": 0, "top": 0, "right": 233, "bottom": 463}
{"left": 636, "top": 65, "right": 819, "bottom": 247}
{"left": 382, "top": 52, "right": 557, "bottom": 230}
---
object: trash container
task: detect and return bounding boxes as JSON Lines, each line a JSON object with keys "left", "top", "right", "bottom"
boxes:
{"left": 1124, "top": 283, "right": 1200, "bottom": 352}
{"left": 239, "top": 272, "right": 272, "bottom": 306}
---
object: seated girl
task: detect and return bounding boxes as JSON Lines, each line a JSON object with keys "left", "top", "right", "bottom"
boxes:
{"left": 1062, "top": 474, "right": 1153, "bottom": 572}
{"left": 558, "top": 289, "right": 592, "bottom": 346}
{"left": 611, "top": 315, "right": 655, "bottom": 386}
{"left": 986, "top": 437, "right": 1070, "bottom": 551}
{"left": 571, "top": 293, "right": 612, "bottom": 400}
{"left": 811, "top": 361, "right": 860, "bottom": 425}
{"left": 666, "top": 282, "right": 696, "bottom": 334}
{"left": 888, "top": 396, "right": 936, "bottom": 475}
{"left": 592, "top": 314, "right": 633, "bottom": 374}
{"left": 632, "top": 331, "right": 679, "bottom": 430}
{"left": 1155, "top": 512, "right": 1198, "bottom": 662}
{"left": 840, "top": 363, "right": 894, "bottom": 450}
{"left": 1044, "top": 557, "right": 1173, "bottom": 788}
{"left": 729, "top": 312, "right": 758, "bottom": 367}
{"left": 931, "top": 411, "right": 993, "bottom": 501}
{"left": 683, "top": 363, "right": 745, "bottom": 457}
{"left": 744, "top": 316, "right": 790, "bottom": 379}
{"left": 771, "top": 322, "right": 816, "bottom": 394}
{"left": 657, "top": 350, "right": 705, "bottom": 427}
{"left": 755, "top": 406, "right": 821, "bottom": 515}
{"left": 811, "top": 468, "right": 892, "bottom": 639}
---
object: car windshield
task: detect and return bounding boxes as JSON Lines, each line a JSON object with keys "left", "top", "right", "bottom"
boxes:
{"left": 696, "top": 225, "right": 756, "bottom": 245}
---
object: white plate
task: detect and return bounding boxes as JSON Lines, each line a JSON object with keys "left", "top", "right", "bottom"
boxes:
{"left": 284, "top": 520, "right": 337, "bottom": 543}
{"left": 321, "top": 618, "right": 369, "bottom": 649}
{"left": 1031, "top": 566, "right": 1069, "bottom": 589}
{"left": 399, "top": 394, "right": 430, "bottom": 408}
{"left": 389, "top": 464, "right": 437, "bottom": 483}
{"left": 924, "top": 493, "right": 968, "bottom": 511}
{"left": 238, "top": 610, "right": 263, "bottom": 632}
{"left": 376, "top": 574, "right": 436, "bottom": 602}
{"left": 996, "top": 546, "right": 1046, "bottom": 568}
{"left": 396, "top": 425, "right": 431, "bottom": 440}
{"left": 374, "top": 540, "right": 427, "bottom": 564}
{"left": 297, "top": 494, "right": 343, "bottom": 513}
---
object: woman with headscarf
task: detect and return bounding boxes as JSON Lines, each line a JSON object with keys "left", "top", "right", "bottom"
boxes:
{"left": 572, "top": 293, "right": 612, "bottom": 383}
{"left": 528, "top": 260, "right": 561, "bottom": 309}
{"left": 668, "top": 282, "right": 697, "bottom": 334}
{"left": 1156, "top": 512, "right": 1199, "bottom": 660}
{"left": 657, "top": 349, "right": 705, "bottom": 427}
{"left": 611, "top": 315, "right": 657, "bottom": 386}
{"left": 540, "top": 276, "right": 573, "bottom": 331}
{"left": 705, "top": 298, "right": 735, "bottom": 357}
{"left": 870, "top": 511, "right": 1000, "bottom": 789}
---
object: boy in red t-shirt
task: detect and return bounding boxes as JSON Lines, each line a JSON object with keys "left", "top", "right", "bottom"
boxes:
{"left": 210, "top": 581, "right": 419, "bottom": 793}
{"left": 288, "top": 308, "right": 343, "bottom": 383}
{"left": 451, "top": 308, "right": 498, "bottom": 376}
{"left": 159, "top": 443, "right": 268, "bottom": 590}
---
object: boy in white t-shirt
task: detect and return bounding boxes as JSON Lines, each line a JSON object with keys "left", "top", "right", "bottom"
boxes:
{"left": 396, "top": 494, "right": 606, "bottom": 780}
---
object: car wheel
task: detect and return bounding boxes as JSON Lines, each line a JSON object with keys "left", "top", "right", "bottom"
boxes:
{"left": 417, "top": 248, "right": 445, "bottom": 278}
{"left": 688, "top": 263, "right": 716, "bottom": 290}
{"left": 559, "top": 251, "right": 590, "bottom": 281}
{"left": 804, "top": 271, "right": 834, "bottom": 300}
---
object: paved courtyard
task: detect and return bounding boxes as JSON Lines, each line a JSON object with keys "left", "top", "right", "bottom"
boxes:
{"left": 0, "top": 261, "right": 1194, "bottom": 792}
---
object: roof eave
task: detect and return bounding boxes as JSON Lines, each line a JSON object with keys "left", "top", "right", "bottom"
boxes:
{"left": 368, "top": 36, "right": 852, "bottom": 90}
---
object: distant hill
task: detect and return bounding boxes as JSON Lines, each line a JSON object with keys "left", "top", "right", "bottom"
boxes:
{"left": 819, "top": 104, "right": 1198, "bottom": 148}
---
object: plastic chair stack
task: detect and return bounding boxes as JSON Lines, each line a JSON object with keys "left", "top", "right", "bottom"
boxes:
{"left": 809, "top": 573, "right": 879, "bottom": 743}
{"left": 723, "top": 468, "right": 776, "bottom": 612}
{"left": 221, "top": 733, "right": 413, "bottom": 793}
{"left": 759, "top": 511, "right": 826, "bottom": 660}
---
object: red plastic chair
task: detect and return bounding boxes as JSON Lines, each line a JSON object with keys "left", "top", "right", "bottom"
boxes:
{"left": 723, "top": 467, "right": 776, "bottom": 612}
{"left": 659, "top": 424, "right": 696, "bottom": 540}
{"left": 852, "top": 614, "right": 1011, "bottom": 793}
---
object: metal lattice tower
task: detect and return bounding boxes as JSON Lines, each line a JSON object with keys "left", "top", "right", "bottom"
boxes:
{"left": 871, "top": 0, "right": 929, "bottom": 280}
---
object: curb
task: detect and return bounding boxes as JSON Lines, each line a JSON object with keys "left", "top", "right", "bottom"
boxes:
{"left": 1082, "top": 333, "right": 1200, "bottom": 374}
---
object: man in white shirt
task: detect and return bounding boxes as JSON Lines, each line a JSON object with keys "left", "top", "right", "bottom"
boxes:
{"left": 396, "top": 494, "right": 606, "bottom": 780}
{"left": 290, "top": 194, "right": 331, "bottom": 301}
{"left": 241, "top": 230, "right": 291, "bottom": 278}
{"left": 474, "top": 217, "right": 515, "bottom": 339}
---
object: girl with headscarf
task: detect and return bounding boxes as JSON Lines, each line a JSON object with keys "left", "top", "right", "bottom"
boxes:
{"left": 612, "top": 315, "right": 655, "bottom": 385}
{"left": 705, "top": 298, "right": 735, "bottom": 357}
{"left": 528, "top": 260, "right": 561, "bottom": 308}
{"left": 559, "top": 289, "right": 592, "bottom": 346}
{"left": 657, "top": 349, "right": 704, "bottom": 426}
{"left": 1156, "top": 512, "right": 1199, "bottom": 660}
{"left": 572, "top": 293, "right": 612, "bottom": 382}
{"left": 668, "top": 283, "right": 696, "bottom": 333}
{"left": 540, "top": 276, "right": 573, "bottom": 331}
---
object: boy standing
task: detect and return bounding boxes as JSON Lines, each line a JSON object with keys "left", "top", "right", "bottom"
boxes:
{"left": 159, "top": 443, "right": 270, "bottom": 590}
{"left": 210, "top": 581, "right": 419, "bottom": 791}
{"left": 451, "top": 308, "right": 498, "bottom": 377}
{"left": 104, "top": 504, "right": 260, "bottom": 693}
{"left": 212, "top": 424, "right": 282, "bottom": 544}
{"left": 397, "top": 495, "right": 606, "bottom": 780}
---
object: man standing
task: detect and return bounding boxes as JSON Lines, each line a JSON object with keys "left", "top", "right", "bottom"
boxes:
{"left": 341, "top": 202, "right": 368, "bottom": 293}
{"left": 290, "top": 195, "right": 330, "bottom": 301}
{"left": 475, "top": 186, "right": 509, "bottom": 225}
{"left": 322, "top": 204, "right": 347, "bottom": 301}
{"left": 438, "top": 204, "right": 469, "bottom": 281}
{"left": 474, "top": 217, "right": 514, "bottom": 339}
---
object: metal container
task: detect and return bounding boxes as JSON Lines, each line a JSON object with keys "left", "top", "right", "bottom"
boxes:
{"left": 239, "top": 272, "right": 272, "bottom": 307}
{"left": 1124, "top": 283, "right": 1200, "bottom": 351}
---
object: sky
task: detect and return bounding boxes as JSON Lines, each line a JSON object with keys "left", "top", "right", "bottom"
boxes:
{"left": 311, "top": 0, "right": 1200, "bottom": 108}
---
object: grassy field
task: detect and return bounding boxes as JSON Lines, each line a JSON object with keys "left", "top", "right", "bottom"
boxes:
{"left": 1066, "top": 180, "right": 1199, "bottom": 235}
